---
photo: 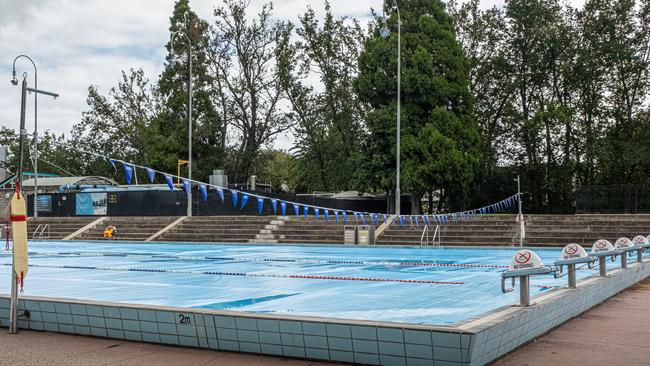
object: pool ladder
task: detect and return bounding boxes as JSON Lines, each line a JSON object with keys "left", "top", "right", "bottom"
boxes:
{"left": 420, "top": 225, "right": 440, "bottom": 247}
{"left": 32, "top": 224, "right": 50, "bottom": 240}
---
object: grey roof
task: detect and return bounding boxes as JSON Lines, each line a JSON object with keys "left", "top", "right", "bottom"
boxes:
{"left": 22, "top": 176, "right": 118, "bottom": 188}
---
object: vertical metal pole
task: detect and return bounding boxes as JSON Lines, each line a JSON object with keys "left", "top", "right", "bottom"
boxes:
{"left": 517, "top": 175, "right": 523, "bottom": 247}
{"left": 599, "top": 257, "right": 607, "bottom": 277}
{"left": 187, "top": 39, "right": 193, "bottom": 218}
{"left": 10, "top": 77, "right": 28, "bottom": 334}
{"left": 567, "top": 264, "right": 577, "bottom": 288}
{"left": 33, "top": 71, "right": 38, "bottom": 218}
{"left": 519, "top": 275, "right": 530, "bottom": 306}
{"left": 621, "top": 252, "right": 627, "bottom": 269}
{"left": 637, "top": 249, "right": 643, "bottom": 263}
{"left": 394, "top": 3, "right": 401, "bottom": 217}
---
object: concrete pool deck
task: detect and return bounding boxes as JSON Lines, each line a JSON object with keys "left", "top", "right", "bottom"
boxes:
{"left": 493, "top": 277, "right": 650, "bottom": 365}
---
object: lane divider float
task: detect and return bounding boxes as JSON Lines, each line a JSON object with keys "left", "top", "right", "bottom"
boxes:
{"left": 0, "top": 263, "right": 465, "bottom": 285}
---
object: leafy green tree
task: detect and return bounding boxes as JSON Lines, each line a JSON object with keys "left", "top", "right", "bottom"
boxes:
{"left": 356, "top": 0, "right": 479, "bottom": 213}
{"left": 148, "top": 0, "right": 225, "bottom": 182}
{"left": 277, "top": 1, "right": 368, "bottom": 192}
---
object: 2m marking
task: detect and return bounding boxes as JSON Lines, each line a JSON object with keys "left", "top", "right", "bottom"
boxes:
{"left": 178, "top": 314, "right": 191, "bottom": 325}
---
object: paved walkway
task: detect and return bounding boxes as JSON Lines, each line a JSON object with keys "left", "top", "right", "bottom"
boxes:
{"left": 494, "top": 277, "right": 650, "bottom": 365}
{"left": 0, "top": 329, "right": 335, "bottom": 366}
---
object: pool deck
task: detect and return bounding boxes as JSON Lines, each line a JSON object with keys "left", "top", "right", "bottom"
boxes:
{"left": 493, "top": 277, "right": 650, "bottom": 365}
{"left": 0, "top": 329, "right": 336, "bottom": 366}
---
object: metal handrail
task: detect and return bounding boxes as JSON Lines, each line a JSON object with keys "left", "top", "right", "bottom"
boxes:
{"left": 432, "top": 225, "right": 440, "bottom": 247}
{"left": 420, "top": 225, "right": 429, "bottom": 246}
{"left": 32, "top": 223, "right": 49, "bottom": 240}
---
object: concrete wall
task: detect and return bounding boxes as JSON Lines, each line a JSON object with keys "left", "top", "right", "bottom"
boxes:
{"left": 1, "top": 259, "right": 648, "bottom": 366}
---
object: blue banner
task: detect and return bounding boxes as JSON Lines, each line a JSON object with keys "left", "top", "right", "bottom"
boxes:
{"left": 360, "top": 214, "right": 366, "bottom": 225}
{"left": 293, "top": 204, "right": 299, "bottom": 217}
{"left": 107, "top": 158, "right": 117, "bottom": 175}
{"left": 164, "top": 175, "right": 174, "bottom": 191}
{"left": 146, "top": 168, "right": 155, "bottom": 183}
{"left": 415, "top": 216, "right": 419, "bottom": 225}
{"left": 281, "top": 201, "right": 287, "bottom": 216}
{"left": 342, "top": 211, "right": 347, "bottom": 223}
{"left": 241, "top": 194, "right": 249, "bottom": 209}
{"left": 231, "top": 190, "right": 238, "bottom": 207}
{"left": 353, "top": 212, "right": 358, "bottom": 223}
{"left": 383, "top": 214, "right": 387, "bottom": 222}
{"left": 314, "top": 208, "right": 319, "bottom": 220}
{"left": 182, "top": 179, "right": 190, "bottom": 194}
{"left": 334, "top": 211, "right": 339, "bottom": 223}
{"left": 199, "top": 184, "right": 207, "bottom": 202}
{"left": 324, "top": 209, "right": 329, "bottom": 222}
{"left": 257, "top": 197, "right": 264, "bottom": 215}
{"left": 217, "top": 188, "right": 224, "bottom": 202}
{"left": 303, "top": 206, "right": 309, "bottom": 219}
{"left": 123, "top": 164, "right": 133, "bottom": 185}
{"left": 409, "top": 216, "right": 413, "bottom": 226}
{"left": 399, "top": 216, "right": 404, "bottom": 225}
{"left": 271, "top": 199, "right": 277, "bottom": 214}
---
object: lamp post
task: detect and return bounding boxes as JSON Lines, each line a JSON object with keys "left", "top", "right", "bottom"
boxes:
{"left": 380, "top": 0, "right": 401, "bottom": 216}
{"left": 171, "top": 28, "right": 193, "bottom": 217}
{"left": 11, "top": 55, "right": 39, "bottom": 217}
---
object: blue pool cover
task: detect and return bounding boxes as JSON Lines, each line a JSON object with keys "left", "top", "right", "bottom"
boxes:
{"left": 0, "top": 241, "right": 619, "bottom": 325}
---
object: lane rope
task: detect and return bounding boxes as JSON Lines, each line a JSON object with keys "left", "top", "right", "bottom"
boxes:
{"left": 2, "top": 251, "right": 508, "bottom": 269}
{"left": 0, "top": 263, "right": 465, "bottom": 285}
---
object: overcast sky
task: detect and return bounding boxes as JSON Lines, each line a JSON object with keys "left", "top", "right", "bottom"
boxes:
{"left": 0, "top": 0, "right": 583, "bottom": 151}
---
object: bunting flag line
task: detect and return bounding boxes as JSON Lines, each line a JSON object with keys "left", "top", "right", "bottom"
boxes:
{"left": 324, "top": 209, "right": 329, "bottom": 223}
{"left": 334, "top": 211, "right": 340, "bottom": 223}
{"left": 303, "top": 206, "right": 309, "bottom": 219}
{"left": 199, "top": 184, "right": 207, "bottom": 202}
{"left": 271, "top": 199, "right": 278, "bottom": 215}
{"left": 217, "top": 188, "right": 224, "bottom": 203}
{"left": 164, "top": 175, "right": 174, "bottom": 191}
{"left": 293, "top": 204, "right": 300, "bottom": 217}
{"left": 241, "top": 194, "right": 249, "bottom": 209}
{"left": 281, "top": 201, "right": 287, "bottom": 216}
{"left": 314, "top": 208, "right": 320, "bottom": 221}
{"left": 231, "top": 190, "right": 238, "bottom": 208}
{"left": 146, "top": 168, "right": 155, "bottom": 183}
{"left": 107, "top": 158, "right": 117, "bottom": 175}
{"left": 123, "top": 164, "right": 133, "bottom": 185}
{"left": 182, "top": 179, "right": 190, "bottom": 194}
{"left": 257, "top": 197, "right": 264, "bottom": 215}
{"left": 342, "top": 211, "right": 347, "bottom": 224}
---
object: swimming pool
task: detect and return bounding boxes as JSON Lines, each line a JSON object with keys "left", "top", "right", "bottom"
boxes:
{"left": 0, "top": 241, "right": 610, "bottom": 325}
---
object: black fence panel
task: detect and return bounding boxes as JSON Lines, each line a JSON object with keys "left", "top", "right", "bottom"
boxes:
{"left": 26, "top": 189, "right": 400, "bottom": 217}
{"left": 576, "top": 185, "right": 650, "bottom": 214}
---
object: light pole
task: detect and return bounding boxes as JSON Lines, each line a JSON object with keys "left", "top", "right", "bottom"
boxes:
{"left": 11, "top": 55, "right": 38, "bottom": 217}
{"left": 171, "top": 27, "right": 193, "bottom": 217}
{"left": 380, "top": 0, "right": 401, "bottom": 216}
{"left": 515, "top": 175, "right": 524, "bottom": 247}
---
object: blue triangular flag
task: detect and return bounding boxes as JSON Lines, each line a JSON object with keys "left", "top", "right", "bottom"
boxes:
{"left": 342, "top": 211, "right": 347, "bottom": 223}
{"left": 182, "top": 179, "right": 190, "bottom": 194}
{"left": 353, "top": 212, "right": 359, "bottom": 223}
{"left": 334, "top": 211, "right": 340, "bottom": 223}
{"left": 399, "top": 216, "right": 404, "bottom": 225}
{"left": 241, "top": 194, "right": 249, "bottom": 209}
{"left": 257, "top": 197, "right": 264, "bottom": 215}
{"left": 123, "top": 164, "right": 133, "bottom": 185}
{"left": 146, "top": 168, "right": 155, "bottom": 183}
{"left": 383, "top": 214, "right": 387, "bottom": 222}
{"left": 281, "top": 201, "right": 287, "bottom": 216}
{"left": 293, "top": 204, "right": 300, "bottom": 217}
{"left": 231, "top": 190, "right": 238, "bottom": 207}
{"left": 217, "top": 188, "right": 224, "bottom": 203}
{"left": 199, "top": 184, "right": 207, "bottom": 202}
{"left": 164, "top": 175, "right": 174, "bottom": 191}
{"left": 107, "top": 158, "right": 117, "bottom": 175}
{"left": 303, "top": 206, "right": 309, "bottom": 219}
{"left": 314, "top": 208, "right": 319, "bottom": 221}
{"left": 271, "top": 199, "right": 277, "bottom": 214}
{"left": 324, "top": 209, "right": 329, "bottom": 222}
{"left": 360, "top": 214, "right": 366, "bottom": 225}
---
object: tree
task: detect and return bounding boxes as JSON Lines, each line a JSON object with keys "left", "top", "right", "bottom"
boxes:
{"left": 210, "top": 0, "right": 292, "bottom": 183}
{"left": 149, "top": 0, "right": 225, "bottom": 182}
{"left": 277, "top": 1, "right": 369, "bottom": 192}
{"left": 356, "top": 0, "right": 479, "bottom": 213}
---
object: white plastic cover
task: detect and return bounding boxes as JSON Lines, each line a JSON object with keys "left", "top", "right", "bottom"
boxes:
{"left": 510, "top": 249, "right": 544, "bottom": 270}
{"left": 592, "top": 239, "right": 614, "bottom": 253}
{"left": 559, "top": 243, "right": 588, "bottom": 261}
{"left": 615, "top": 237, "right": 633, "bottom": 249}
{"left": 632, "top": 235, "right": 648, "bottom": 246}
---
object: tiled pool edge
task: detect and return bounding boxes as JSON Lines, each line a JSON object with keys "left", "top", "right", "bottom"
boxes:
{"left": 0, "top": 260, "right": 648, "bottom": 366}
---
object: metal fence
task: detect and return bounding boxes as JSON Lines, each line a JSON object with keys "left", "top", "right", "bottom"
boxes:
{"left": 576, "top": 185, "right": 650, "bottom": 214}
